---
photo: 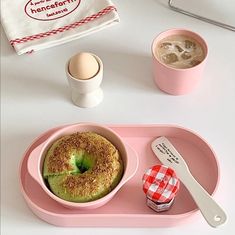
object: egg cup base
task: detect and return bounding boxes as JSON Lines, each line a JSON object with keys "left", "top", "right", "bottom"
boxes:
{"left": 71, "top": 87, "right": 103, "bottom": 108}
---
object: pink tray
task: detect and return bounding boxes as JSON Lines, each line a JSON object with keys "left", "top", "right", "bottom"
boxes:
{"left": 19, "top": 124, "right": 219, "bottom": 227}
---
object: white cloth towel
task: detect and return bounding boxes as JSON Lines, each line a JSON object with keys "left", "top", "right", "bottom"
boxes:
{"left": 1, "top": 0, "right": 119, "bottom": 55}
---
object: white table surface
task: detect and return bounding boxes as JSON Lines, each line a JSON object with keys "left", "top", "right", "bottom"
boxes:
{"left": 1, "top": 0, "right": 235, "bottom": 234}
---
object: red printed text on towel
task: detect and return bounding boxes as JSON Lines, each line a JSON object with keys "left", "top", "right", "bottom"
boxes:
{"left": 25, "top": 0, "right": 81, "bottom": 21}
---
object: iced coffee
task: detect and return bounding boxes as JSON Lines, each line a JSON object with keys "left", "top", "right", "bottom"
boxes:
{"left": 155, "top": 35, "right": 205, "bottom": 69}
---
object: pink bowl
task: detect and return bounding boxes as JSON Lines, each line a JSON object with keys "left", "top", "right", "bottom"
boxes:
{"left": 27, "top": 123, "right": 139, "bottom": 210}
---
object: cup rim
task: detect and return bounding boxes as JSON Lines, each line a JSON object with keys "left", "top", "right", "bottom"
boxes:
{"left": 31, "top": 122, "right": 130, "bottom": 209}
{"left": 66, "top": 53, "right": 103, "bottom": 82}
{"left": 151, "top": 28, "right": 208, "bottom": 71}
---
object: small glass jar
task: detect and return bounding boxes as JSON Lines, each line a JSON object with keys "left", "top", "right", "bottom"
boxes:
{"left": 142, "top": 165, "right": 180, "bottom": 212}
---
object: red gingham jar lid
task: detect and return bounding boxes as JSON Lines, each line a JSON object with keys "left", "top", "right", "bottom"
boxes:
{"left": 142, "top": 165, "right": 180, "bottom": 203}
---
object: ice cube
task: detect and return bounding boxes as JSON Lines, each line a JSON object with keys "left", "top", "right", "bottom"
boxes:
{"left": 181, "top": 51, "right": 192, "bottom": 60}
{"left": 190, "top": 60, "right": 201, "bottom": 67}
{"left": 162, "top": 53, "right": 178, "bottom": 64}
{"left": 160, "top": 42, "right": 172, "bottom": 49}
{"left": 185, "top": 40, "right": 196, "bottom": 50}
{"left": 175, "top": 45, "right": 183, "bottom": 52}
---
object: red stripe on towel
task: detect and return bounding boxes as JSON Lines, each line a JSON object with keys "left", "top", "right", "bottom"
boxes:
{"left": 10, "top": 6, "right": 116, "bottom": 48}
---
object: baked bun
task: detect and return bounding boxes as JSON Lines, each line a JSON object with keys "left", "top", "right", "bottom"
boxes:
{"left": 43, "top": 132, "right": 123, "bottom": 202}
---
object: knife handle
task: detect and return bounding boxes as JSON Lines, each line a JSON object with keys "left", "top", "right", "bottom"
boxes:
{"left": 181, "top": 171, "right": 227, "bottom": 227}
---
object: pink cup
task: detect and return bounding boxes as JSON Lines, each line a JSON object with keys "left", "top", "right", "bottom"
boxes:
{"left": 152, "top": 29, "right": 208, "bottom": 95}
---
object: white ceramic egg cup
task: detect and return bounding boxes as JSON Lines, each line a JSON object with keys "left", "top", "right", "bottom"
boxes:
{"left": 66, "top": 54, "right": 103, "bottom": 108}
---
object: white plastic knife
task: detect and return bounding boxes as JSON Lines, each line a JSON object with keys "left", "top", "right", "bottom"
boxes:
{"left": 151, "top": 136, "right": 227, "bottom": 228}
